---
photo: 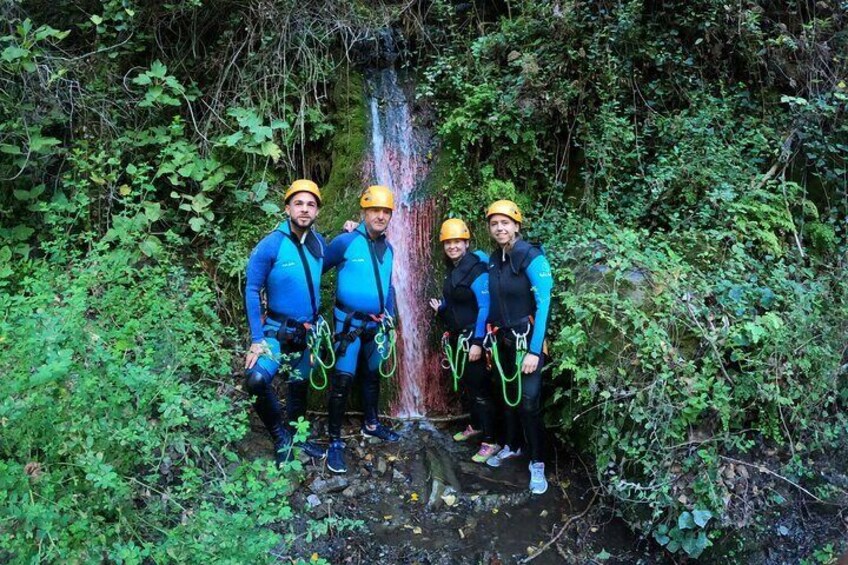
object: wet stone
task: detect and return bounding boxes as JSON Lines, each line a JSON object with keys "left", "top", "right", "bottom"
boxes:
{"left": 342, "top": 486, "right": 357, "bottom": 498}
{"left": 306, "top": 494, "right": 322, "bottom": 508}
{"left": 377, "top": 458, "right": 388, "bottom": 475}
{"left": 392, "top": 469, "right": 406, "bottom": 481}
{"left": 310, "top": 476, "right": 350, "bottom": 495}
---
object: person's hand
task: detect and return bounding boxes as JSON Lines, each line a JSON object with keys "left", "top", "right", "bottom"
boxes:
{"left": 342, "top": 220, "right": 359, "bottom": 232}
{"left": 428, "top": 298, "right": 442, "bottom": 313}
{"left": 469, "top": 344, "right": 482, "bottom": 362}
{"left": 244, "top": 341, "right": 267, "bottom": 370}
{"left": 521, "top": 352, "right": 540, "bottom": 374}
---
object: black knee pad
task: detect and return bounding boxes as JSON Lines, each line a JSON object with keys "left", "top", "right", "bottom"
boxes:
{"left": 330, "top": 371, "right": 354, "bottom": 396}
{"left": 521, "top": 395, "right": 542, "bottom": 415}
{"left": 245, "top": 368, "right": 271, "bottom": 396}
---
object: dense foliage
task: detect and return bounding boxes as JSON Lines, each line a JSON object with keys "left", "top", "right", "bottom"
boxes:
{"left": 421, "top": 0, "right": 848, "bottom": 557}
{"left": 2, "top": 0, "right": 846, "bottom": 561}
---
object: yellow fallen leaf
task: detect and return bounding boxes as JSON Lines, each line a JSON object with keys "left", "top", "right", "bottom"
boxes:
{"left": 409, "top": 492, "right": 419, "bottom": 502}
{"left": 492, "top": 508, "right": 499, "bottom": 514}
{"left": 412, "top": 526, "right": 422, "bottom": 535}
{"left": 383, "top": 515, "right": 393, "bottom": 521}
{"left": 442, "top": 493, "right": 457, "bottom": 506}
{"left": 311, "top": 553, "right": 319, "bottom": 562}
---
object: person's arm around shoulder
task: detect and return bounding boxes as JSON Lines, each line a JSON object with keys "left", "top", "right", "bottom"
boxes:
{"left": 322, "top": 231, "right": 354, "bottom": 274}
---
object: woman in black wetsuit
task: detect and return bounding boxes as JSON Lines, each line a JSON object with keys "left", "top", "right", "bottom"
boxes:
{"left": 429, "top": 218, "right": 499, "bottom": 463}
{"left": 483, "top": 200, "right": 553, "bottom": 495}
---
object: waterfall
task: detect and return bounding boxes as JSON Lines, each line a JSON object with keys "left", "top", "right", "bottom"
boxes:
{"left": 365, "top": 67, "right": 447, "bottom": 417}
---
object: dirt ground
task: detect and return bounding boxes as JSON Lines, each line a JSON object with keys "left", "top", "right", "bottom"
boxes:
{"left": 240, "top": 417, "right": 847, "bottom": 564}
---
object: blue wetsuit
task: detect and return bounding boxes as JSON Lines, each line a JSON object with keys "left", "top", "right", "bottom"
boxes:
{"left": 244, "top": 220, "right": 325, "bottom": 445}
{"left": 323, "top": 223, "right": 395, "bottom": 439}
{"left": 487, "top": 238, "right": 553, "bottom": 462}
{"left": 438, "top": 250, "right": 496, "bottom": 442}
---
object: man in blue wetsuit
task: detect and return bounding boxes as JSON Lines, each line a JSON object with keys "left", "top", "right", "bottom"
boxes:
{"left": 244, "top": 179, "right": 328, "bottom": 465}
{"left": 323, "top": 185, "right": 401, "bottom": 474}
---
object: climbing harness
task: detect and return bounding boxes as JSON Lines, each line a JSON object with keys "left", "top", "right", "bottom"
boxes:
{"left": 484, "top": 323, "right": 530, "bottom": 408}
{"left": 375, "top": 313, "right": 398, "bottom": 379}
{"left": 441, "top": 331, "right": 471, "bottom": 392}
{"left": 306, "top": 316, "right": 335, "bottom": 391}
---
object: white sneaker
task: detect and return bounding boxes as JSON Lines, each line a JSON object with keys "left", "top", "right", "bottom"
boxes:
{"left": 485, "top": 445, "right": 522, "bottom": 468}
{"left": 529, "top": 461, "right": 548, "bottom": 495}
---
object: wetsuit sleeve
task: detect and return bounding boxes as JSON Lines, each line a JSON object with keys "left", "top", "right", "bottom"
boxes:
{"left": 470, "top": 272, "right": 489, "bottom": 345}
{"left": 526, "top": 254, "right": 553, "bottom": 355}
{"left": 322, "top": 232, "right": 350, "bottom": 273}
{"left": 245, "top": 233, "right": 281, "bottom": 343}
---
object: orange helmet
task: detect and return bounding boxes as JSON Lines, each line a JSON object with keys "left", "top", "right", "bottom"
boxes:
{"left": 359, "top": 185, "right": 395, "bottom": 210}
{"left": 486, "top": 199, "right": 522, "bottom": 223}
{"left": 439, "top": 218, "right": 471, "bottom": 241}
{"left": 284, "top": 179, "right": 321, "bottom": 205}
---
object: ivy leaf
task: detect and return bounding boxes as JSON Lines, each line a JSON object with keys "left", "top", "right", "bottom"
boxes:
{"left": 692, "top": 509, "right": 712, "bottom": 528}
{"left": 191, "top": 193, "right": 212, "bottom": 213}
{"left": 678, "top": 511, "right": 695, "bottom": 530}
{"left": 89, "top": 14, "right": 104, "bottom": 25}
{"left": 138, "top": 236, "right": 162, "bottom": 257}
{"left": 189, "top": 217, "right": 205, "bottom": 232}
{"left": 143, "top": 202, "right": 162, "bottom": 222}
{"left": 29, "top": 135, "right": 61, "bottom": 153}
{"left": 2, "top": 46, "right": 30, "bottom": 63}
{"left": 681, "top": 531, "right": 709, "bottom": 558}
{"left": 259, "top": 141, "right": 282, "bottom": 162}
{"left": 260, "top": 202, "right": 280, "bottom": 215}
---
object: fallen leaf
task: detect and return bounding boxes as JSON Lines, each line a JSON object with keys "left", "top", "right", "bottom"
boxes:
{"left": 458, "top": 528, "right": 465, "bottom": 539}
{"left": 410, "top": 492, "right": 419, "bottom": 502}
{"left": 383, "top": 515, "right": 393, "bottom": 521}
{"left": 412, "top": 526, "right": 422, "bottom": 535}
{"left": 492, "top": 508, "right": 499, "bottom": 514}
{"left": 442, "top": 493, "right": 457, "bottom": 506}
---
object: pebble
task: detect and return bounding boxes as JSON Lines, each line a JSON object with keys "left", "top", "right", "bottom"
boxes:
{"left": 306, "top": 494, "right": 322, "bottom": 508}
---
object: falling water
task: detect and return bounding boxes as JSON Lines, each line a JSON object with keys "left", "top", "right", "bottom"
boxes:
{"left": 365, "top": 67, "right": 447, "bottom": 417}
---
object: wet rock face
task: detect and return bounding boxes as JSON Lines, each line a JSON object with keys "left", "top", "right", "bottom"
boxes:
{"left": 350, "top": 28, "right": 405, "bottom": 69}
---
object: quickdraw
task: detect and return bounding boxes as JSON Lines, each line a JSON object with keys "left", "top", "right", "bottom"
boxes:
{"left": 306, "top": 316, "right": 335, "bottom": 390}
{"left": 441, "top": 331, "right": 471, "bottom": 392}
{"left": 484, "top": 324, "right": 529, "bottom": 408}
{"left": 374, "top": 313, "right": 398, "bottom": 379}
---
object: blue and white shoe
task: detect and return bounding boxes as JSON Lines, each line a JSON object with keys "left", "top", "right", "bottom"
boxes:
{"left": 295, "top": 440, "right": 327, "bottom": 460}
{"left": 327, "top": 439, "right": 347, "bottom": 474}
{"left": 529, "top": 461, "right": 548, "bottom": 495}
{"left": 361, "top": 422, "right": 400, "bottom": 442}
{"left": 486, "top": 445, "right": 522, "bottom": 468}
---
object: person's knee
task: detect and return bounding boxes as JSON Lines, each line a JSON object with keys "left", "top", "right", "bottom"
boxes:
{"left": 330, "top": 371, "right": 354, "bottom": 397}
{"left": 245, "top": 368, "right": 272, "bottom": 396}
{"left": 521, "top": 393, "right": 541, "bottom": 415}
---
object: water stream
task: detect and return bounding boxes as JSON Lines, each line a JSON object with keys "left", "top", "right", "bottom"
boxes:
{"left": 364, "top": 67, "right": 447, "bottom": 417}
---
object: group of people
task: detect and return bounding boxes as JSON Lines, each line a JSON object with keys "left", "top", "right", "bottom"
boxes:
{"left": 243, "top": 180, "right": 552, "bottom": 495}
